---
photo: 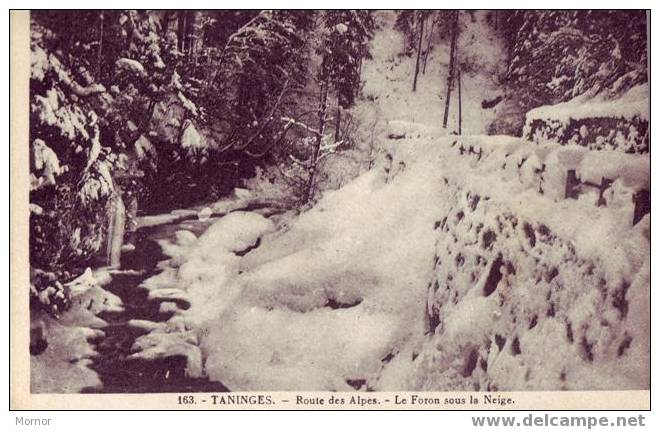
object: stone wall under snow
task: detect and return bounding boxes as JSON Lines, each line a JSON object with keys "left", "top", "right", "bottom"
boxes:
{"left": 416, "top": 183, "right": 649, "bottom": 391}
{"left": 523, "top": 84, "right": 649, "bottom": 154}
{"left": 375, "top": 129, "right": 649, "bottom": 391}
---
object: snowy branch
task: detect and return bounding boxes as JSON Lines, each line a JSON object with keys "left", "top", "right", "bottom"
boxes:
{"left": 281, "top": 117, "right": 321, "bottom": 136}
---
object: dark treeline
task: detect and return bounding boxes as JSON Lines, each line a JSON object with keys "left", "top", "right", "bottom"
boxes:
{"left": 30, "top": 10, "right": 374, "bottom": 297}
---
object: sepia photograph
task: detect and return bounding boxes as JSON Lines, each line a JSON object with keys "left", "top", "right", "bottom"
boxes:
{"left": 10, "top": 6, "right": 650, "bottom": 410}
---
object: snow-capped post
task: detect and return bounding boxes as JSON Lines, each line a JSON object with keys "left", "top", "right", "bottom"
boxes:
{"left": 412, "top": 12, "right": 425, "bottom": 92}
{"left": 442, "top": 10, "right": 459, "bottom": 129}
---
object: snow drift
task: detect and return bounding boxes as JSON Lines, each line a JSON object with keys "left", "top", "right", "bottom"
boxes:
{"left": 136, "top": 122, "right": 648, "bottom": 391}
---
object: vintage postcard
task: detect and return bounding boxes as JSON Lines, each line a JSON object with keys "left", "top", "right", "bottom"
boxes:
{"left": 10, "top": 8, "right": 650, "bottom": 411}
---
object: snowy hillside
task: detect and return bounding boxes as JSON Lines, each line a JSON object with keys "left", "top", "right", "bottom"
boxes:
{"left": 28, "top": 10, "right": 649, "bottom": 395}
{"left": 118, "top": 12, "right": 649, "bottom": 391}
{"left": 358, "top": 11, "right": 505, "bottom": 135}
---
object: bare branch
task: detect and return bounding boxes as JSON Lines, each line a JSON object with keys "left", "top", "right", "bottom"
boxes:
{"left": 233, "top": 77, "right": 291, "bottom": 151}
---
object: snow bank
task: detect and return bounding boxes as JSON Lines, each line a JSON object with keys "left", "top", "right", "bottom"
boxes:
{"left": 526, "top": 84, "right": 649, "bottom": 124}
{"left": 130, "top": 212, "right": 276, "bottom": 376}
{"left": 31, "top": 269, "right": 122, "bottom": 393}
{"left": 135, "top": 141, "right": 448, "bottom": 389}
{"left": 524, "top": 84, "right": 649, "bottom": 153}
{"left": 201, "top": 157, "right": 445, "bottom": 389}
{"left": 187, "top": 129, "right": 645, "bottom": 391}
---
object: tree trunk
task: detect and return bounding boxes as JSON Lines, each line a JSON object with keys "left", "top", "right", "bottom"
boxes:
{"left": 412, "top": 14, "right": 425, "bottom": 92}
{"left": 177, "top": 11, "right": 186, "bottom": 52}
{"left": 457, "top": 69, "right": 462, "bottom": 135}
{"left": 96, "top": 11, "right": 104, "bottom": 81}
{"left": 442, "top": 11, "right": 459, "bottom": 129}
{"left": 335, "top": 98, "right": 342, "bottom": 142}
{"left": 422, "top": 14, "right": 436, "bottom": 75}
{"left": 161, "top": 11, "right": 173, "bottom": 37}
{"left": 185, "top": 11, "right": 196, "bottom": 59}
{"left": 305, "top": 81, "right": 329, "bottom": 203}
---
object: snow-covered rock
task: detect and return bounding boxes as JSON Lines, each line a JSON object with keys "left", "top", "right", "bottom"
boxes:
{"left": 197, "top": 207, "right": 212, "bottom": 221}
{"left": 180, "top": 121, "right": 205, "bottom": 150}
{"left": 115, "top": 58, "right": 146, "bottom": 75}
{"left": 31, "top": 269, "right": 123, "bottom": 393}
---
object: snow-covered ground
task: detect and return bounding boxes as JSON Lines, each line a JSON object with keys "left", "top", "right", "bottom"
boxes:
{"left": 136, "top": 122, "right": 648, "bottom": 390}
{"left": 123, "top": 11, "right": 647, "bottom": 391}
{"left": 359, "top": 10, "right": 505, "bottom": 135}
{"left": 30, "top": 269, "right": 121, "bottom": 393}
{"left": 33, "top": 10, "right": 647, "bottom": 393}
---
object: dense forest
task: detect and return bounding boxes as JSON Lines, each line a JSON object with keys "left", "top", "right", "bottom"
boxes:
{"left": 28, "top": 10, "right": 649, "bottom": 395}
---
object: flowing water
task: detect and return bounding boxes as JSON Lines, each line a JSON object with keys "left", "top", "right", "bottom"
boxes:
{"left": 84, "top": 202, "right": 288, "bottom": 393}
{"left": 85, "top": 217, "right": 230, "bottom": 393}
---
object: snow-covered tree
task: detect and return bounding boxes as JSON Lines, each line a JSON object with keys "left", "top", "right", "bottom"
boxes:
{"left": 503, "top": 10, "right": 647, "bottom": 108}
{"left": 29, "top": 10, "right": 198, "bottom": 278}
{"left": 293, "top": 11, "right": 374, "bottom": 202}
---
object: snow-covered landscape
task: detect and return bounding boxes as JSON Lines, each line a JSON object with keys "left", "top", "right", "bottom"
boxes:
{"left": 26, "top": 10, "right": 649, "bottom": 395}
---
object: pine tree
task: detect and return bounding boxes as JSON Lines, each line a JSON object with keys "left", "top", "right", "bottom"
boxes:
{"left": 303, "top": 10, "right": 374, "bottom": 202}
{"left": 503, "top": 10, "right": 647, "bottom": 109}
